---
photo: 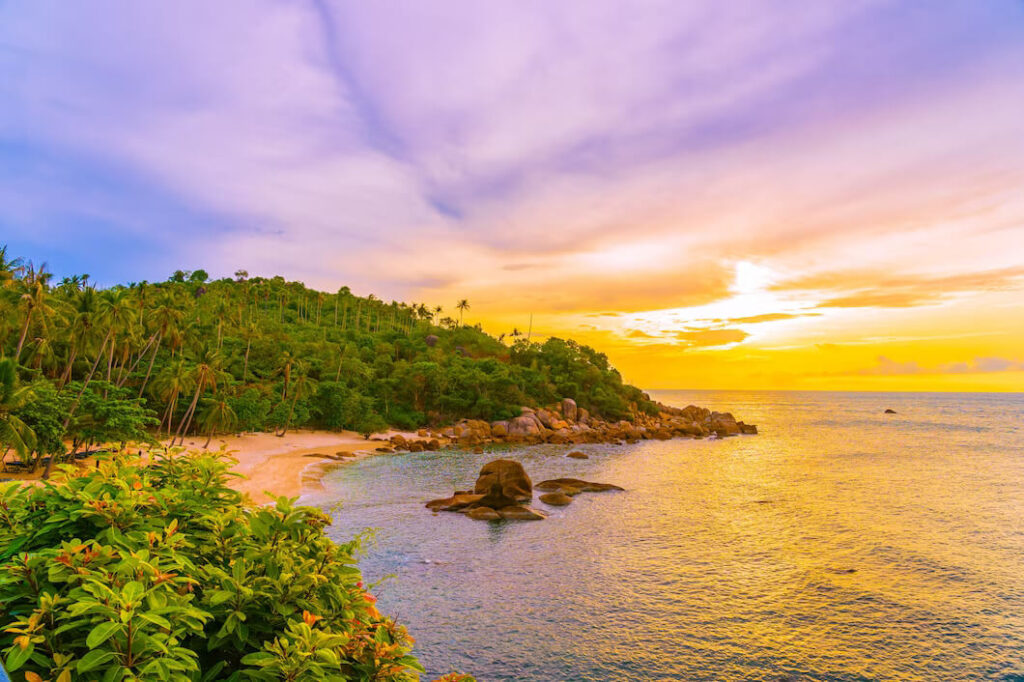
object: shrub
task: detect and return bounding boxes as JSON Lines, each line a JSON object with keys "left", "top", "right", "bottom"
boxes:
{"left": 0, "top": 451, "right": 434, "bottom": 681}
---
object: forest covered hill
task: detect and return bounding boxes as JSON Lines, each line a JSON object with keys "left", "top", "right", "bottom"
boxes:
{"left": 0, "top": 246, "right": 656, "bottom": 472}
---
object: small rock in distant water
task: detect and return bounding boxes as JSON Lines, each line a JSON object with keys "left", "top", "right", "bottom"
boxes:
{"left": 826, "top": 567, "right": 857, "bottom": 574}
{"left": 884, "top": 408, "right": 897, "bottom": 414}
{"left": 566, "top": 450, "right": 588, "bottom": 459}
{"left": 540, "top": 492, "right": 573, "bottom": 506}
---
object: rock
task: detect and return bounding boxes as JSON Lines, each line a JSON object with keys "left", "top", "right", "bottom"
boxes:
{"left": 375, "top": 447, "right": 395, "bottom": 453}
{"left": 536, "top": 409, "right": 557, "bottom": 428}
{"left": 738, "top": 423, "right": 758, "bottom": 435}
{"left": 425, "top": 493, "right": 484, "bottom": 512}
{"left": 467, "top": 506, "right": 502, "bottom": 521}
{"left": 427, "top": 439, "right": 441, "bottom": 450}
{"left": 490, "top": 421, "right": 509, "bottom": 438}
{"left": 417, "top": 428, "right": 428, "bottom": 437}
{"left": 473, "top": 459, "right": 533, "bottom": 504}
{"left": 496, "top": 505, "right": 546, "bottom": 521}
{"left": 710, "top": 412, "right": 740, "bottom": 437}
{"left": 473, "top": 446, "right": 484, "bottom": 454}
{"left": 409, "top": 441, "right": 425, "bottom": 452}
{"left": 884, "top": 409, "right": 897, "bottom": 414}
{"left": 536, "top": 478, "right": 624, "bottom": 494}
{"left": 561, "top": 398, "right": 578, "bottom": 422}
{"left": 539, "top": 492, "right": 573, "bottom": 506}
{"left": 566, "top": 451, "right": 589, "bottom": 459}
{"left": 507, "top": 415, "right": 543, "bottom": 437}
{"left": 425, "top": 334, "right": 439, "bottom": 347}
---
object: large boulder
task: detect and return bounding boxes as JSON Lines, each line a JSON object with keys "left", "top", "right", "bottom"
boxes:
{"left": 508, "top": 415, "right": 542, "bottom": 437}
{"left": 710, "top": 411, "right": 740, "bottom": 437}
{"left": 561, "top": 398, "right": 578, "bottom": 422}
{"left": 490, "top": 421, "right": 509, "bottom": 438}
{"left": 473, "top": 459, "right": 533, "bottom": 504}
{"left": 425, "top": 334, "right": 439, "bottom": 347}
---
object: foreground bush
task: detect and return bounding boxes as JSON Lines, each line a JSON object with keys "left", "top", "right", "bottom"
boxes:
{"left": 0, "top": 451, "right": 452, "bottom": 681}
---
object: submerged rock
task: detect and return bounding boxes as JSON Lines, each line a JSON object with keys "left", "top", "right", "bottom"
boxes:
{"left": 425, "top": 493, "right": 483, "bottom": 512}
{"left": 467, "top": 506, "right": 502, "bottom": 521}
{"left": 496, "top": 505, "right": 546, "bottom": 521}
{"left": 884, "top": 408, "right": 897, "bottom": 414}
{"left": 535, "top": 478, "right": 624, "bottom": 495}
{"left": 539, "top": 492, "right": 573, "bottom": 506}
{"left": 566, "top": 450, "right": 589, "bottom": 459}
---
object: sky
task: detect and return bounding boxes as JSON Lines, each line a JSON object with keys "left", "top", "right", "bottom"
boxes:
{"left": 2, "top": 1, "right": 1023, "bottom": 391}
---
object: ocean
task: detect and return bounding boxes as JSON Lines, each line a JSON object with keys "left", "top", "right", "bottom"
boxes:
{"left": 309, "top": 390, "right": 1024, "bottom": 680}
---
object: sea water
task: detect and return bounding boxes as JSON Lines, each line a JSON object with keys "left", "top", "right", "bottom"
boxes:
{"left": 309, "top": 391, "right": 1024, "bottom": 680}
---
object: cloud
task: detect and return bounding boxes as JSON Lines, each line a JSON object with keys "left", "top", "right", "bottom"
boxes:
{"left": 717, "top": 312, "right": 822, "bottom": 324}
{"left": 857, "top": 355, "right": 1024, "bottom": 376}
{"left": 676, "top": 328, "right": 749, "bottom": 348}
{"left": 772, "top": 266, "right": 1024, "bottom": 309}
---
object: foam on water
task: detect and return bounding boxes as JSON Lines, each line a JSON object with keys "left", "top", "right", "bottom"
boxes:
{"left": 309, "top": 390, "right": 1024, "bottom": 680}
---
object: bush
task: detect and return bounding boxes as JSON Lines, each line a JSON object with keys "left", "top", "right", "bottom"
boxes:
{"left": 0, "top": 451, "right": 431, "bottom": 681}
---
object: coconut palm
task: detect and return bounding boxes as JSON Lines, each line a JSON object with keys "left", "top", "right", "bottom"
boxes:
{"left": 172, "top": 346, "right": 228, "bottom": 446}
{"left": 456, "top": 299, "right": 470, "bottom": 326}
{"left": 152, "top": 358, "right": 193, "bottom": 436}
{"left": 198, "top": 394, "right": 237, "bottom": 448}
{"left": 0, "top": 358, "right": 36, "bottom": 463}
{"left": 276, "top": 372, "right": 316, "bottom": 437}
{"left": 13, "top": 262, "right": 55, "bottom": 364}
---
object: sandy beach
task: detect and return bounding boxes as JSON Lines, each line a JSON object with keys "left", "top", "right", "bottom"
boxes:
{"left": 1, "top": 429, "right": 419, "bottom": 505}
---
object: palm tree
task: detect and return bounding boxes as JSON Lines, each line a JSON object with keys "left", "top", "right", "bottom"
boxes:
{"left": 0, "top": 245, "right": 24, "bottom": 289}
{"left": 198, "top": 394, "right": 237, "bottom": 448}
{"left": 433, "top": 305, "right": 443, "bottom": 324}
{"left": 276, "top": 351, "right": 296, "bottom": 400}
{"left": 13, "top": 262, "right": 55, "bottom": 364}
{"left": 0, "top": 358, "right": 36, "bottom": 464}
{"left": 172, "top": 347, "right": 228, "bottom": 446}
{"left": 137, "top": 297, "right": 184, "bottom": 398}
{"left": 276, "top": 373, "right": 315, "bottom": 437}
{"left": 456, "top": 299, "right": 470, "bottom": 326}
{"left": 152, "top": 358, "right": 193, "bottom": 436}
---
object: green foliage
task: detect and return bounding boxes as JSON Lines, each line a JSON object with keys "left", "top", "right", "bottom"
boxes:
{"left": 0, "top": 451, "right": 425, "bottom": 680}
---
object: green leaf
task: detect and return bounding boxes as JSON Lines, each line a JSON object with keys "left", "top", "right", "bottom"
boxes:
{"left": 240, "top": 652, "right": 277, "bottom": 666}
{"left": 77, "top": 648, "right": 116, "bottom": 673}
{"left": 5, "top": 643, "right": 33, "bottom": 672}
{"left": 86, "top": 621, "right": 122, "bottom": 649}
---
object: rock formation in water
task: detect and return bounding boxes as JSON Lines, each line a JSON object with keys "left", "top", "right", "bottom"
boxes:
{"left": 884, "top": 408, "right": 897, "bottom": 414}
{"left": 427, "top": 459, "right": 547, "bottom": 520}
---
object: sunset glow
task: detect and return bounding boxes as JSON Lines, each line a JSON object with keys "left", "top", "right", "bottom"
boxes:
{"left": 3, "top": 1, "right": 1023, "bottom": 390}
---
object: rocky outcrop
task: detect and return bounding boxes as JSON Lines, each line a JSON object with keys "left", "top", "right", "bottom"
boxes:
{"left": 561, "top": 398, "right": 578, "bottom": 422}
{"left": 427, "top": 459, "right": 545, "bottom": 521}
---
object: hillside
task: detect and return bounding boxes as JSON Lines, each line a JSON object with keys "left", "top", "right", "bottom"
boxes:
{"left": 0, "top": 246, "right": 656, "bottom": 473}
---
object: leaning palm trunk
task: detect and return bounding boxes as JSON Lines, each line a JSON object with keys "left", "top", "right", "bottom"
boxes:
{"left": 61, "top": 329, "right": 112, "bottom": 430}
{"left": 137, "top": 333, "right": 163, "bottom": 398}
{"left": 173, "top": 382, "right": 204, "bottom": 446}
{"left": 276, "top": 393, "right": 300, "bottom": 437}
{"left": 13, "top": 309, "right": 32, "bottom": 364}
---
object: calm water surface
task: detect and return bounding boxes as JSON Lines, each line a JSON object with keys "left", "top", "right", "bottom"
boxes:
{"left": 308, "top": 391, "right": 1024, "bottom": 680}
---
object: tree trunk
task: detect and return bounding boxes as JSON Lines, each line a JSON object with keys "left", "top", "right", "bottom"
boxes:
{"left": 242, "top": 337, "right": 251, "bottom": 382}
{"left": 174, "top": 382, "right": 203, "bottom": 446}
{"left": 277, "top": 394, "right": 299, "bottom": 437}
{"left": 59, "top": 343, "right": 78, "bottom": 390}
{"left": 137, "top": 333, "right": 162, "bottom": 398}
{"left": 62, "top": 330, "right": 112, "bottom": 430}
{"left": 13, "top": 308, "right": 32, "bottom": 364}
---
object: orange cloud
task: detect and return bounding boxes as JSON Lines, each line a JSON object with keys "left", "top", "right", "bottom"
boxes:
{"left": 676, "top": 328, "right": 749, "bottom": 348}
{"left": 772, "top": 266, "right": 1024, "bottom": 309}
